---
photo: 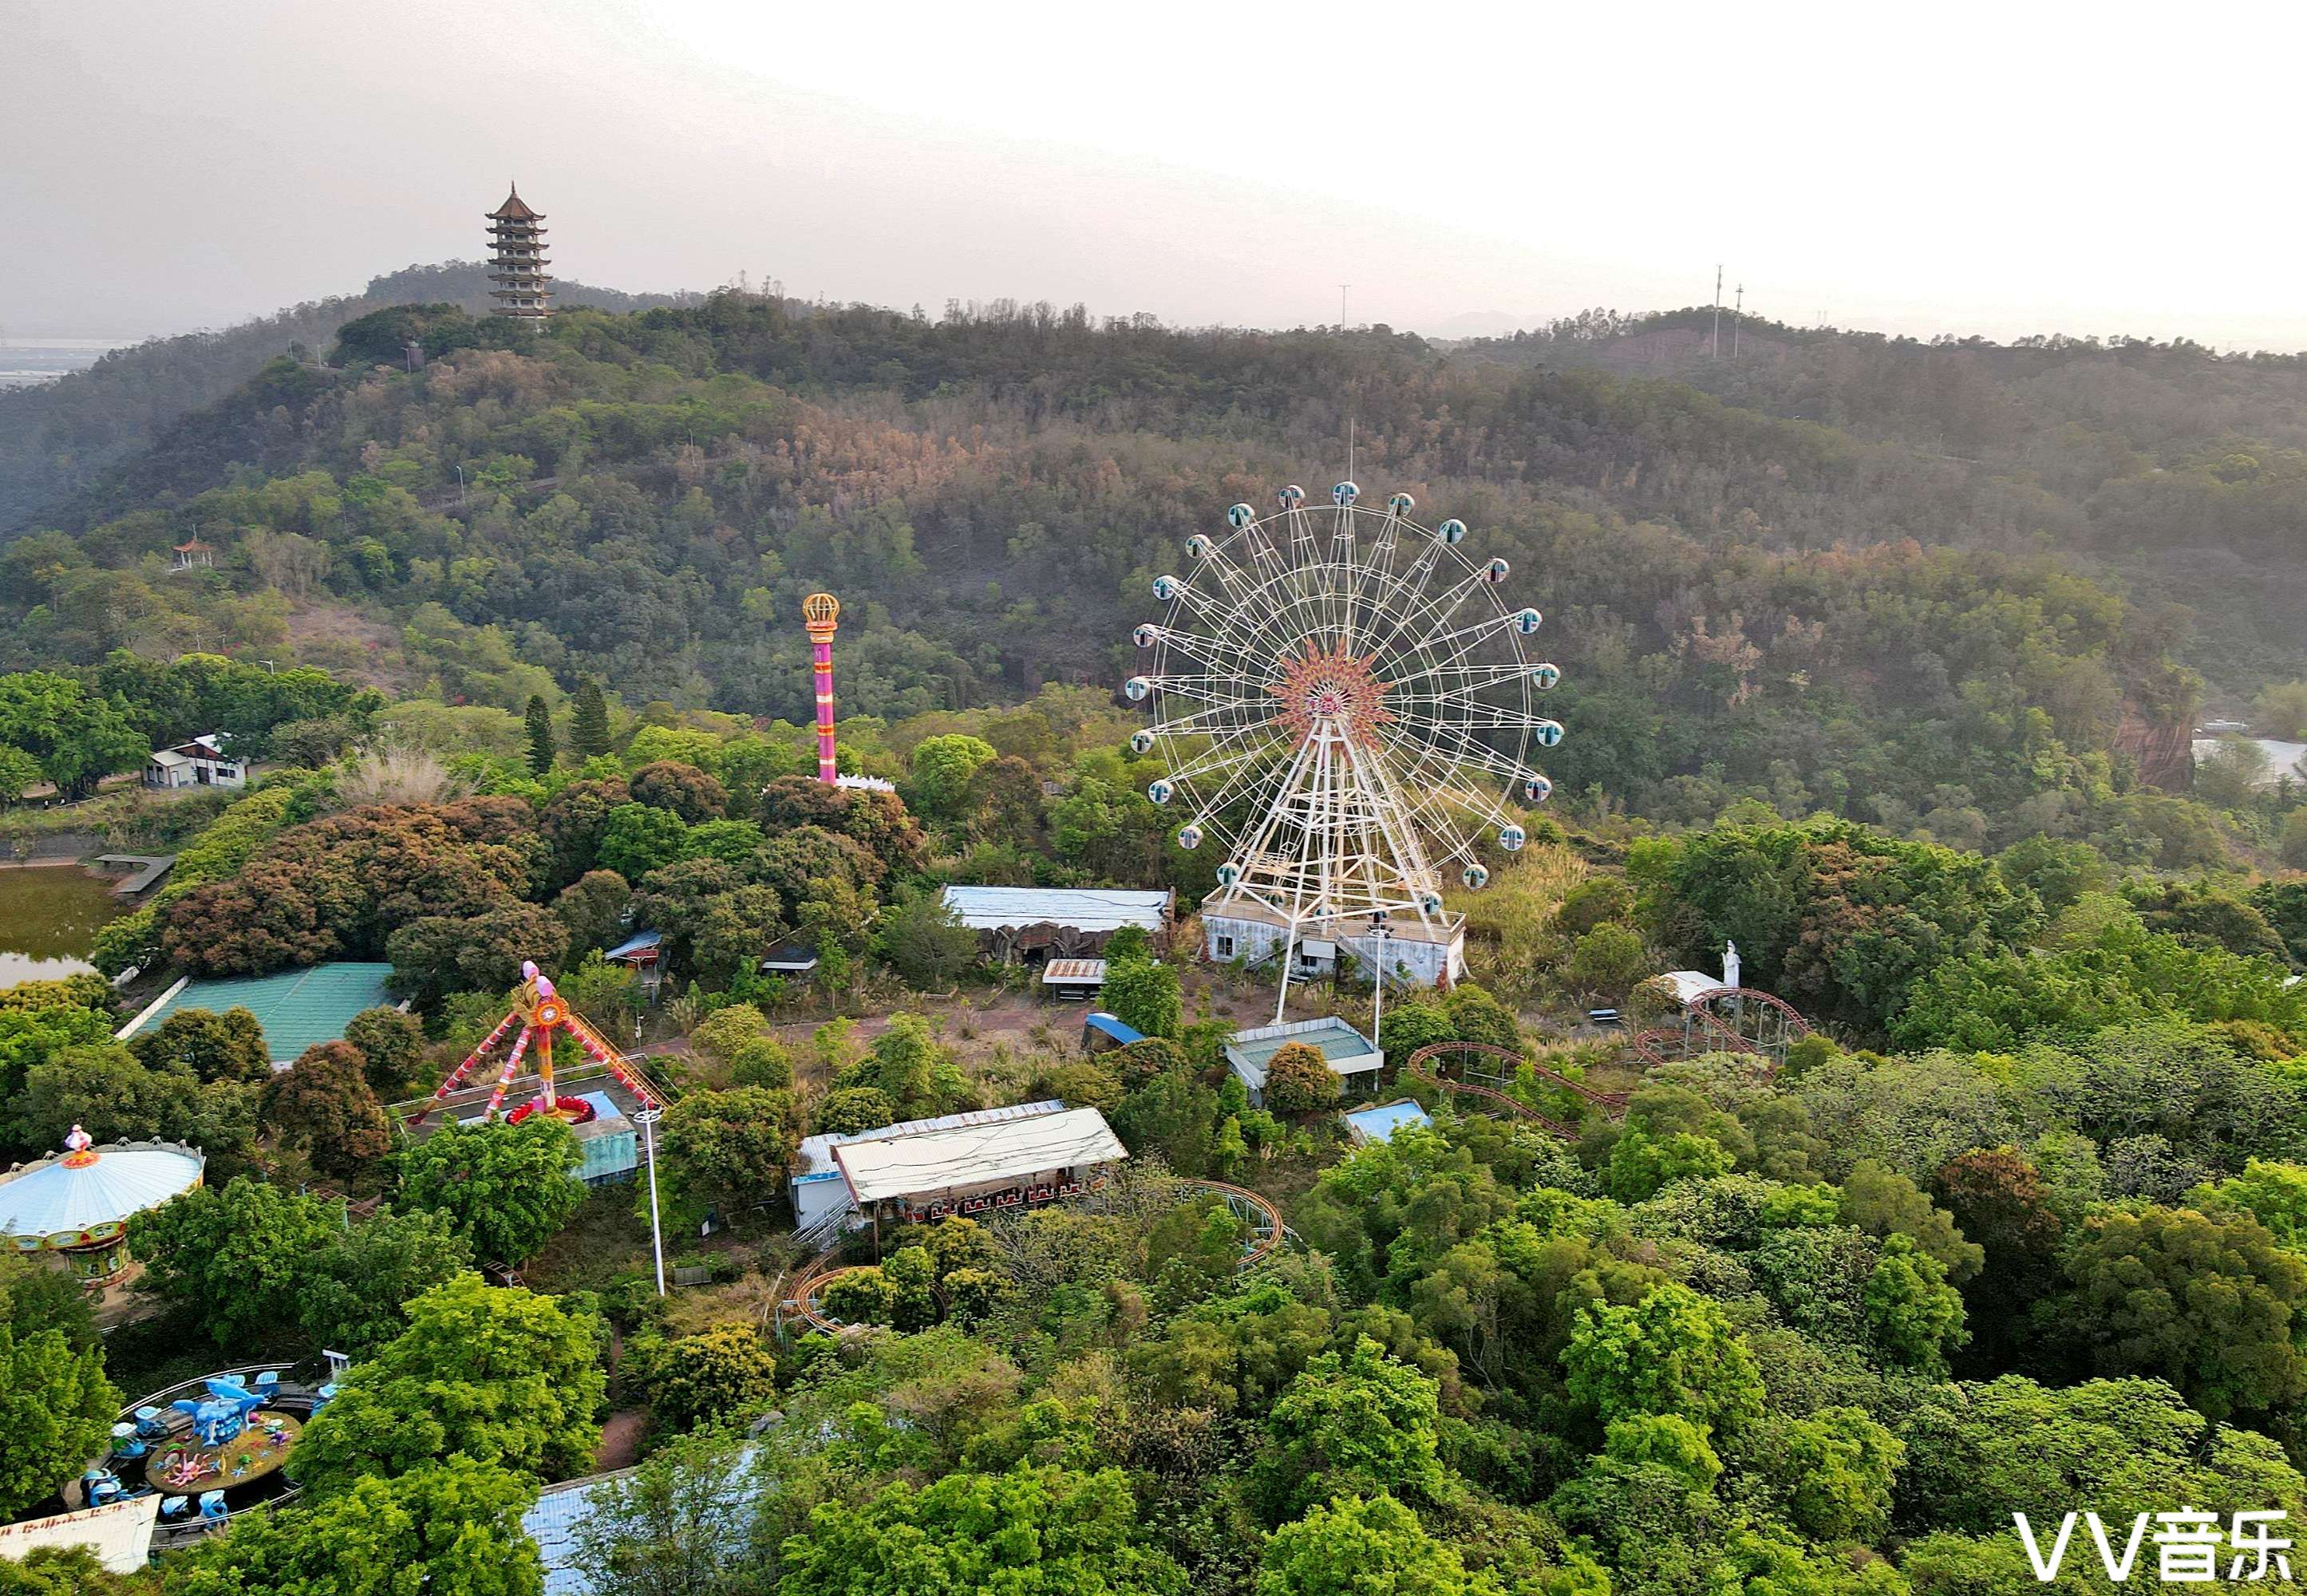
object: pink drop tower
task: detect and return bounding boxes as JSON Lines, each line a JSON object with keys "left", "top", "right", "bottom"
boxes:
{"left": 802, "top": 592, "right": 840, "bottom": 783}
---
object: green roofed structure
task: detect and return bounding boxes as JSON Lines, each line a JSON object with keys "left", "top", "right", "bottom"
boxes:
{"left": 117, "top": 962, "right": 399, "bottom": 1069}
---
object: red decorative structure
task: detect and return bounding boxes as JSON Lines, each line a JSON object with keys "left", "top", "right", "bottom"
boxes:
{"left": 409, "top": 962, "right": 662, "bottom": 1125}
{"left": 804, "top": 592, "right": 840, "bottom": 783}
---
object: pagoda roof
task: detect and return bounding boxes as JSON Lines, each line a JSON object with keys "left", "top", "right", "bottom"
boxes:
{"left": 488, "top": 184, "right": 541, "bottom": 222}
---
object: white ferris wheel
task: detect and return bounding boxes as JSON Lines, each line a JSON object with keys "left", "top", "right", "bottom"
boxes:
{"left": 1126, "top": 481, "right": 1564, "bottom": 1017}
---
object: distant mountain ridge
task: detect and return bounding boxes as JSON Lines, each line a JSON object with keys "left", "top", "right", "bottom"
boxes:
{"left": 0, "top": 263, "right": 700, "bottom": 532}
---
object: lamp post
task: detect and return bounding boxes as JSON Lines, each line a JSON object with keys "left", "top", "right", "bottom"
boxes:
{"left": 635, "top": 1107, "right": 666, "bottom": 1297}
{"left": 1369, "top": 911, "right": 1392, "bottom": 1055}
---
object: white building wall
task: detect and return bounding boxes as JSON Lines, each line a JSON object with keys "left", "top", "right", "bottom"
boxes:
{"left": 1203, "top": 912, "right": 1464, "bottom": 989}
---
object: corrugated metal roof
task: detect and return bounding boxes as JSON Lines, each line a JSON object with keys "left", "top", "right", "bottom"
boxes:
{"left": 602, "top": 930, "right": 662, "bottom": 962}
{"left": 120, "top": 962, "right": 397, "bottom": 1065}
{"left": 1043, "top": 958, "right": 1106, "bottom": 984}
{"left": 0, "top": 1141, "right": 203, "bottom": 1237}
{"left": 939, "top": 886, "right": 1170, "bottom": 933}
{"left": 793, "top": 1100, "right": 1067, "bottom": 1181}
{"left": 833, "top": 1107, "right": 1127, "bottom": 1203}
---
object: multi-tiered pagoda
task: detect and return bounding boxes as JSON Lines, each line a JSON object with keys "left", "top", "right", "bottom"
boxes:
{"left": 485, "top": 184, "right": 552, "bottom": 319}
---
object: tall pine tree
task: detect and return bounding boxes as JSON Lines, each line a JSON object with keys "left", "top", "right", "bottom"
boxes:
{"left": 570, "top": 678, "right": 611, "bottom": 760}
{"left": 524, "top": 693, "right": 557, "bottom": 776}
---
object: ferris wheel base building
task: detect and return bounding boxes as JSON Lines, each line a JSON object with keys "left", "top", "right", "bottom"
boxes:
{"left": 1203, "top": 899, "right": 1465, "bottom": 988}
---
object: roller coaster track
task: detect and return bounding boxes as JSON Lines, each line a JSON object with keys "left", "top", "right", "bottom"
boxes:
{"left": 1400, "top": 1041, "right": 1618, "bottom": 1140}
{"left": 1632, "top": 986, "right": 1815, "bottom": 1080}
{"left": 776, "top": 1179, "right": 1290, "bottom": 1336}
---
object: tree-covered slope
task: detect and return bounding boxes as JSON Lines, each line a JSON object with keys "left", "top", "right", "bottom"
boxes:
{"left": 2, "top": 291, "right": 2295, "bottom": 860}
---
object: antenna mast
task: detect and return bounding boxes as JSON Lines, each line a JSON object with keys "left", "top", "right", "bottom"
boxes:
{"left": 1712, "top": 264, "right": 1722, "bottom": 358}
{"left": 1733, "top": 282, "right": 1744, "bottom": 358}
{"left": 1340, "top": 283, "right": 1352, "bottom": 329}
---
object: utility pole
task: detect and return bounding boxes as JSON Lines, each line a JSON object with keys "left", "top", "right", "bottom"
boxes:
{"left": 1733, "top": 283, "right": 1744, "bottom": 358}
{"left": 1712, "top": 264, "right": 1722, "bottom": 358}
{"left": 636, "top": 1107, "right": 666, "bottom": 1297}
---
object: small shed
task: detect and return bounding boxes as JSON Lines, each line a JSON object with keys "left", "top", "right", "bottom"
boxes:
{"left": 144, "top": 733, "right": 246, "bottom": 791}
{"left": 760, "top": 938, "right": 820, "bottom": 976}
{"left": 1225, "top": 1016, "right": 1385, "bottom": 1109}
{"left": 602, "top": 930, "right": 662, "bottom": 970}
{"left": 940, "top": 885, "right": 1172, "bottom": 963}
{"left": 1081, "top": 1011, "right": 1145, "bottom": 1054}
{"left": 1041, "top": 958, "right": 1105, "bottom": 1001}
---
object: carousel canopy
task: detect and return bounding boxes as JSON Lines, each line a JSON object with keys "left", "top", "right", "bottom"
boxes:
{"left": 0, "top": 1136, "right": 204, "bottom": 1240}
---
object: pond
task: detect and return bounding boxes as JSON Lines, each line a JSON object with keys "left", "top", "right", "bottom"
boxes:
{"left": 0, "top": 864, "right": 124, "bottom": 989}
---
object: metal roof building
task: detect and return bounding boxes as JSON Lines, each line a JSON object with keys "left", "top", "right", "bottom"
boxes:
{"left": 117, "top": 962, "right": 398, "bottom": 1067}
{"left": 1225, "top": 1016, "right": 1385, "bottom": 1108}
{"left": 833, "top": 1108, "right": 1128, "bottom": 1207}
{"left": 790, "top": 1100, "right": 1070, "bottom": 1239}
{"left": 938, "top": 886, "right": 1171, "bottom": 962}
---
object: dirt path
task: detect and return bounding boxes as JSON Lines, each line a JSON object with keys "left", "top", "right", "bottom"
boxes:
{"left": 596, "top": 1408, "right": 648, "bottom": 1472}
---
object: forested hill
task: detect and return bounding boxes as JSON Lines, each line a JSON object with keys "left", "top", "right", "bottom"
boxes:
{"left": 1459, "top": 309, "right": 2307, "bottom": 685}
{"left": 0, "top": 262, "right": 700, "bottom": 529}
{"left": 5, "top": 289, "right": 2304, "bottom": 865}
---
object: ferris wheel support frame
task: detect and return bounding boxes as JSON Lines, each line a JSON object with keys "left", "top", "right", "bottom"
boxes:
{"left": 1132, "top": 484, "right": 1563, "bottom": 1010}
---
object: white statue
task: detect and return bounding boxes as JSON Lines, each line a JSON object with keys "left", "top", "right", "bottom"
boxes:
{"left": 1722, "top": 939, "right": 1741, "bottom": 991}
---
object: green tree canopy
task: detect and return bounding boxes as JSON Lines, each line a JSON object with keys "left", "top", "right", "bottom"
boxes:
{"left": 288, "top": 1274, "right": 605, "bottom": 1495}
{"left": 259, "top": 1040, "right": 393, "bottom": 1182}
{"left": 1562, "top": 1282, "right": 1764, "bottom": 1438}
{"left": 777, "top": 1463, "right": 1186, "bottom": 1596}
{"left": 1254, "top": 1337, "right": 1449, "bottom": 1523}
{"left": 168, "top": 1456, "right": 544, "bottom": 1596}
{"left": 1262, "top": 1041, "right": 1341, "bottom": 1116}
{"left": 1255, "top": 1492, "right": 1509, "bottom": 1596}
{"left": 627, "top": 1325, "right": 777, "bottom": 1432}
{"left": 0, "top": 1321, "right": 117, "bottom": 1519}
{"left": 127, "top": 1005, "right": 271, "bottom": 1084}
{"left": 131, "top": 1175, "right": 346, "bottom": 1348}
{"left": 658, "top": 1087, "right": 800, "bottom": 1220}
{"left": 2053, "top": 1203, "right": 2307, "bottom": 1420}
{"left": 0, "top": 670, "right": 148, "bottom": 800}
{"left": 397, "top": 1117, "right": 586, "bottom": 1267}
{"left": 908, "top": 733, "right": 998, "bottom": 818}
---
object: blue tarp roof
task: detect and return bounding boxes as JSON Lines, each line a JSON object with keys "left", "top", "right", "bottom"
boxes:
{"left": 1083, "top": 1012, "right": 1145, "bottom": 1046}
{"left": 1341, "top": 1100, "right": 1432, "bottom": 1144}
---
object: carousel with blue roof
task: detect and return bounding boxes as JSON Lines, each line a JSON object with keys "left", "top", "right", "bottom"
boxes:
{"left": 0, "top": 1125, "right": 204, "bottom": 1286}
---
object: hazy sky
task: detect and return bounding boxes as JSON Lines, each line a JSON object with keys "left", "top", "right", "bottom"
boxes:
{"left": 8, "top": 0, "right": 2307, "bottom": 346}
